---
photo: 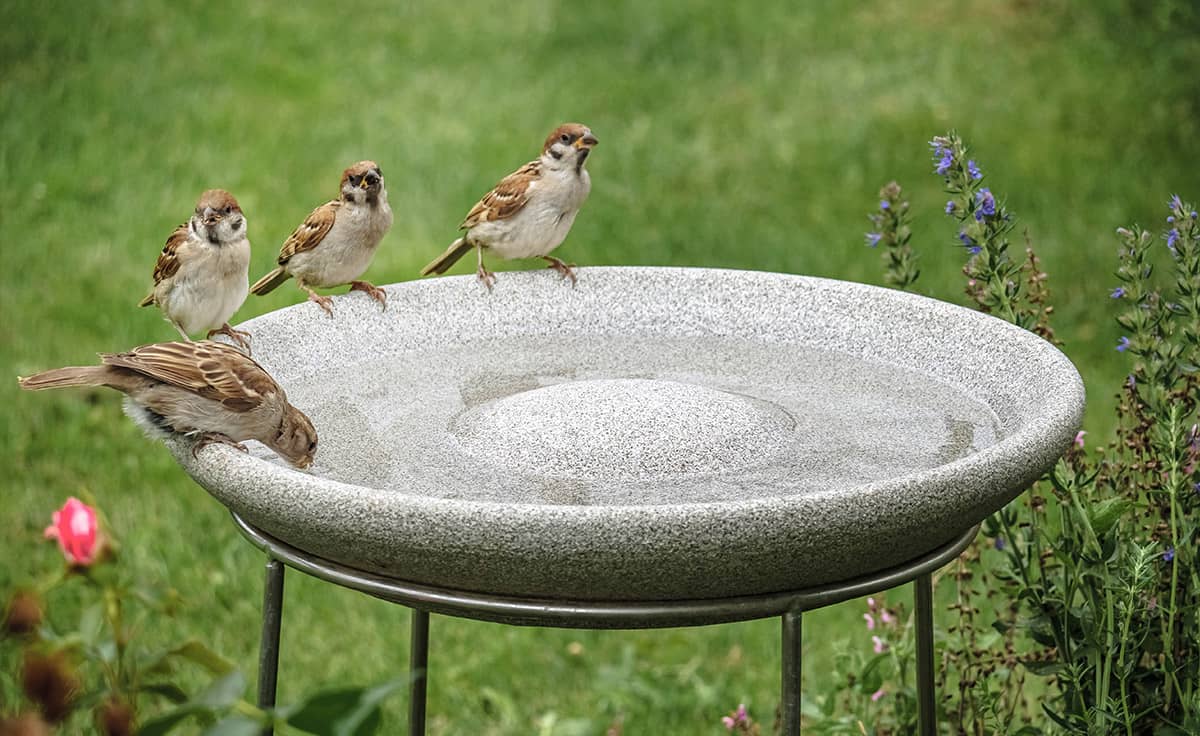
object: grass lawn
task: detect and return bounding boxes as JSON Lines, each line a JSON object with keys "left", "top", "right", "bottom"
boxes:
{"left": 2, "top": 1, "right": 1197, "bottom": 732}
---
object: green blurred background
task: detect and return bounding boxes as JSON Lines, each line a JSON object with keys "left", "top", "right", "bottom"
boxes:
{"left": 2, "top": 0, "right": 1198, "bottom": 732}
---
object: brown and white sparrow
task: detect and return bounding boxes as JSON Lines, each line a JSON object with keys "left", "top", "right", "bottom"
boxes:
{"left": 18, "top": 341, "right": 317, "bottom": 469}
{"left": 139, "top": 189, "right": 252, "bottom": 350}
{"left": 420, "top": 123, "right": 598, "bottom": 289}
{"left": 250, "top": 161, "right": 393, "bottom": 314}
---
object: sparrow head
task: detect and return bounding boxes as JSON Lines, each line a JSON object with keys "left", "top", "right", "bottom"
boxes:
{"left": 273, "top": 404, "right": 318, "bottom": 470}
{"left": 191, "top": 189, "right": 246, "bottom": 244}
{"left": 542, "top": 123, "right": 598, "bottom": 172}
{"left": 340, "top": 160, "right": 385, "bottom": 205}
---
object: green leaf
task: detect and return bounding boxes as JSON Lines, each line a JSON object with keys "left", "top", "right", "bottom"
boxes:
{"left": 1022, "top": 660, "right": 1064, "bottom": 676}
{"left": 195, "top": 671, "right": 248, "bottom": 709}
{"left": 138, "top": 681, "right": 191, "bottom": 704}
{"left": 78, "top": 602, "right": 105, "bottom": 646}
{"left": 202, "top": 715, "right": 264, "bottom": 736}
{"left": 142, "top": 640, "right": 236, "bottom": 677}
{"left": 286, "top": 677, "right": 410, "bottom": 736}
{"left": 1087, "top": 497, "right": 1133, "bottom": 538}
{"left": 137, "top": 706, "right": 207, "bottom": 736}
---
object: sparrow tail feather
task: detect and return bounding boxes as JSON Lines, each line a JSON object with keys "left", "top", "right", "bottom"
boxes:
{"left": 420, "top": 238, "right": 473, "bottom": 276}
{"left": 18, "top": 366, "right": 109, "bottom": 391}
{"left": 250, "top": 267, "right": 291, "bottom": 296}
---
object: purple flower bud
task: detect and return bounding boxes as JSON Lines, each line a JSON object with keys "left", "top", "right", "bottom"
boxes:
{"left": 1167, "top": 229, "right": 1180, "bottom": 250}
{"left": 935, "top": 148, "right": 954, "bottom": 176}
{"left": 865, "top": 232, "right": 883, "bottom": 248}
{"left": 1117, "top": 336, "right": 1131, "bottom": 352}
{"left": 967, "top": 160, "right": 982, "bottom": 180}
{"left": 1170, "top": 194, "right": 1183, "bottom": 211}
{"left": 958, "top": 231, "right": 981, "bottom": 255}
{"left": 1168, "top": 216, "right": 1176, "bottom": 224}
{"left": 945, "top": 201, "right": 956, "bottom": 215}
{"left": 880, "top": 200, "right": 890, "bottom": 210}
{"left": 1110, "top": 286, "right": 1126, "bottom": 298}
{"left": 1163, "top": 547, "right": 1175, "bottom": 563}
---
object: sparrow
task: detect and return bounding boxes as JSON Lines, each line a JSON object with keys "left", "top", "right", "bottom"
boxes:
{"left": 139, "top": 189, "right": 252, "bottom": 350}
{"left": 250, "top": 161, "right": 393, "bottom": 315}
{"left": 420, "top": 123, "right": 598, "bottom": 289}
{"left": 18, "top": 341, "right": 317, "bottom": 469}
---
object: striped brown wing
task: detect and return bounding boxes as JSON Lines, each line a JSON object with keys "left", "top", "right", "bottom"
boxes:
{"left": 149, "top": 223, "right": 191, "bottom": 285}
{"left": 101, "top": 341, "right": 278, "bottom": 413}
{"left": 459, "top": 160, "right": 540, "bottom": 230}
{"left": 277, "top": 200, "right": 340, "bottom": 264}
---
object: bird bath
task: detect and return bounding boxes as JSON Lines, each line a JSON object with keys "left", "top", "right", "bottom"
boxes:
{"left": 168, "top": 267, "right": 1084, "bottom": 734}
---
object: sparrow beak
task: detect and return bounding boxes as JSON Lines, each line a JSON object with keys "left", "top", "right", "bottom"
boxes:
{"left": 202, "top": 207, "right": 220, "bottom": 226}
{"left": 359, "top": 178, "right": 371, "bottom": 190}
{"left": 575, "top": 133, "right": 599, "bottom": 149}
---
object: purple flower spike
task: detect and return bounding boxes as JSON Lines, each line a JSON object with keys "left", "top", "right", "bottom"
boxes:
{"left": 1110, "top": 286, "right": 1126, "bottom": 298}
{"left": 1167, "top": 229, "right": 1180, "bottom": 250}
{"left": 967, "top": 160, "right": 982, "bottom": 180}
{"left": 865, "top": 232, "right": 883, "bottom": 248}
{"left": 975, "top": 188, "right": 996, "bottom": 218}
{"left": 1117, "top": 336, "right": 1131, "bottom": 352}
{"left": 935, "top": 148, "right": 954, "bottom": 175}
{"left": 1163, "top": 547, "right": 1175, "bottom": 563}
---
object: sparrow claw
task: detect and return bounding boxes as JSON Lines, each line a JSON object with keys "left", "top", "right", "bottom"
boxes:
{"left": 207, "top": 324, "right": 252, "bottom": 353}
{"left": 476, "top": 264, "right": 497, "bottom": 292}
{"left": 349, "top": 280, "right": 387, "bottom": 309}
{"left": 192, "top": 432, "right": 248, "bottom": 459}
{"left": 543, "top": 256, "right": 578, "bottom": 286}
{"left": 305, "top": 290, "right": 335, "bottom": 316}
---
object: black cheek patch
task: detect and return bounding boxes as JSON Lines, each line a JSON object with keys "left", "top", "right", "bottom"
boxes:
{"left": 231, "top": 219, "right": 242, "bottom": 231}
{"left": 550, "top": 149, "right": 563, "bottom": 160}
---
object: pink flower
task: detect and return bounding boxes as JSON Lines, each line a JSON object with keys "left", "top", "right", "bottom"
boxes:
{"left": 880, "top": 609, "right": 895, "bottom": 626}
{"left": 721, "top": 704, "right": 749, "bottom": 730}
{"left": 1074, "top": 430, "right": 1086, "bottom": 448}
{"left": 872, "top": 635, "right": 888, "bottom": 654}
{"left": 871, "top": 688, "right": 886, "bottom": 702}
{"left": 44, "top": 498, "right": 102, "bottom": 566}
{"left": 863, "top": 612, "right": 876, "bottom": 630}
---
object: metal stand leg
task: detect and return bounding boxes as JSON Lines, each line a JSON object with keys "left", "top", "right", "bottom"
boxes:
{"left": 781, "top": 610, "right": 802, "bottom": 735}
{"left": 915, "top": 573, "right": 935, "bottom": 736}
{"left": 409, "top": 608, "right": 430, "bottom": 736}
{"left": 258, "top": 558, "right": 285, "bottom": 736}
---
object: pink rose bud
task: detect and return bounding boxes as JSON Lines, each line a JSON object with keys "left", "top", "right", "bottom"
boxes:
{"left": 863, "top": 613, "right": 876, "bottom": 630}
{"left": 872, "top": 635, "right": 888, "bottom": 654}
{"left": 1074, "top": 430, "right": 1086, "bottom": 448}
{"left": 871, "top": 688, "right": 886, "bottom": 702}
{"left": 44, "top": 498, "right": 102, "bottom": 566}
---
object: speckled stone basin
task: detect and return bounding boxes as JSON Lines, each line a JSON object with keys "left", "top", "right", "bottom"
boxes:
{"left": 171, "top": 267, "right": 1084, "bottom": 601}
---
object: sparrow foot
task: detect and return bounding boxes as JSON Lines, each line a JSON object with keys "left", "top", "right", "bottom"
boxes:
{"left": 304, "top": 289, "right": 335, "bottom": 316}
{"left": 476, "top": 264, "right": 497, "bottom": 292}
{"left": 543, "top": 256, "right": 578, "bottom": 286}
{"left": 192, "top": 432, "right": 248, "bottom": 459}
{"left": 350, "top": 280, "right": 387, "bottom": 309}
{"left": 207, "top": 323, "right": 252, "bottom": 353}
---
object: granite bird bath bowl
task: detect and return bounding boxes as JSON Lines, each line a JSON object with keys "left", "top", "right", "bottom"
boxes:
{"left": 171, "top": 267, "right": 1084, "bottom": 602}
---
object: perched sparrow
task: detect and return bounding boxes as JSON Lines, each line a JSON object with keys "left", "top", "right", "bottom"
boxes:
{"left": 250, "top": 161, "right": 393, "bottom": 315}
{"left": 420, "top": 123, "right": 598, "bottom": 289}
{"left": 18, "top": 341, "right": 317, "bottom": 469}
{"left": 139, "top": 189, "right": 252, "bottom": 350}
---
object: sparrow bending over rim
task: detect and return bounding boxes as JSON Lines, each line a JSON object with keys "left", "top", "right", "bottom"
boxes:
{"left": 139, "top": 189, "right": 252, "bottom": 351}
{"left": 420, "top": 123, "right": 598, "bottom": 290}
{"left": 250, "top": 161, "right": 393, "bottom": 315}
{"left": 18, "top": 341, "right": 317, "bottom": 469}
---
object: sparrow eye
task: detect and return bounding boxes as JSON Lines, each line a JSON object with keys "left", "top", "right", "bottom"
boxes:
{"left": 223, "top": 206, "right": 233, "bottom": 214}
{"left": 559, "top": 133, "right": 570, "bottom": 144}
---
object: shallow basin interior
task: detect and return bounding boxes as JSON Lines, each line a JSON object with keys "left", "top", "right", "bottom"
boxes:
{"left": 274, "top": 334, "right": 1002, "bottom": 506}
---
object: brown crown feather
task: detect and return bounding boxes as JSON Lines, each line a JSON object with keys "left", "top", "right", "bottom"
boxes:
{"left": 339, "top": 160, "right": 382, "bottom": 188}
{"left": 194, "top": 189, "right": 241, "bottom": 215}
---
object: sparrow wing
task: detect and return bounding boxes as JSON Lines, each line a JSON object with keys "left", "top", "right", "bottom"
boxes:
{"left": 101, "top": 341, "right": 279, "bottom": 413}
{"left": 459, "top": 160, "right": 541, "bottom": 230}
{"left": 277, "top": 200, "right": 341, "bottom": 264}
{"left": 149, "top": 224, "right": 192, "bottom": 285}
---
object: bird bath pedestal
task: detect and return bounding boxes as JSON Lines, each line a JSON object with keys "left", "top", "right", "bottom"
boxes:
{"left": 173, "top": 268, "right": 1084, "bottom": 735}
